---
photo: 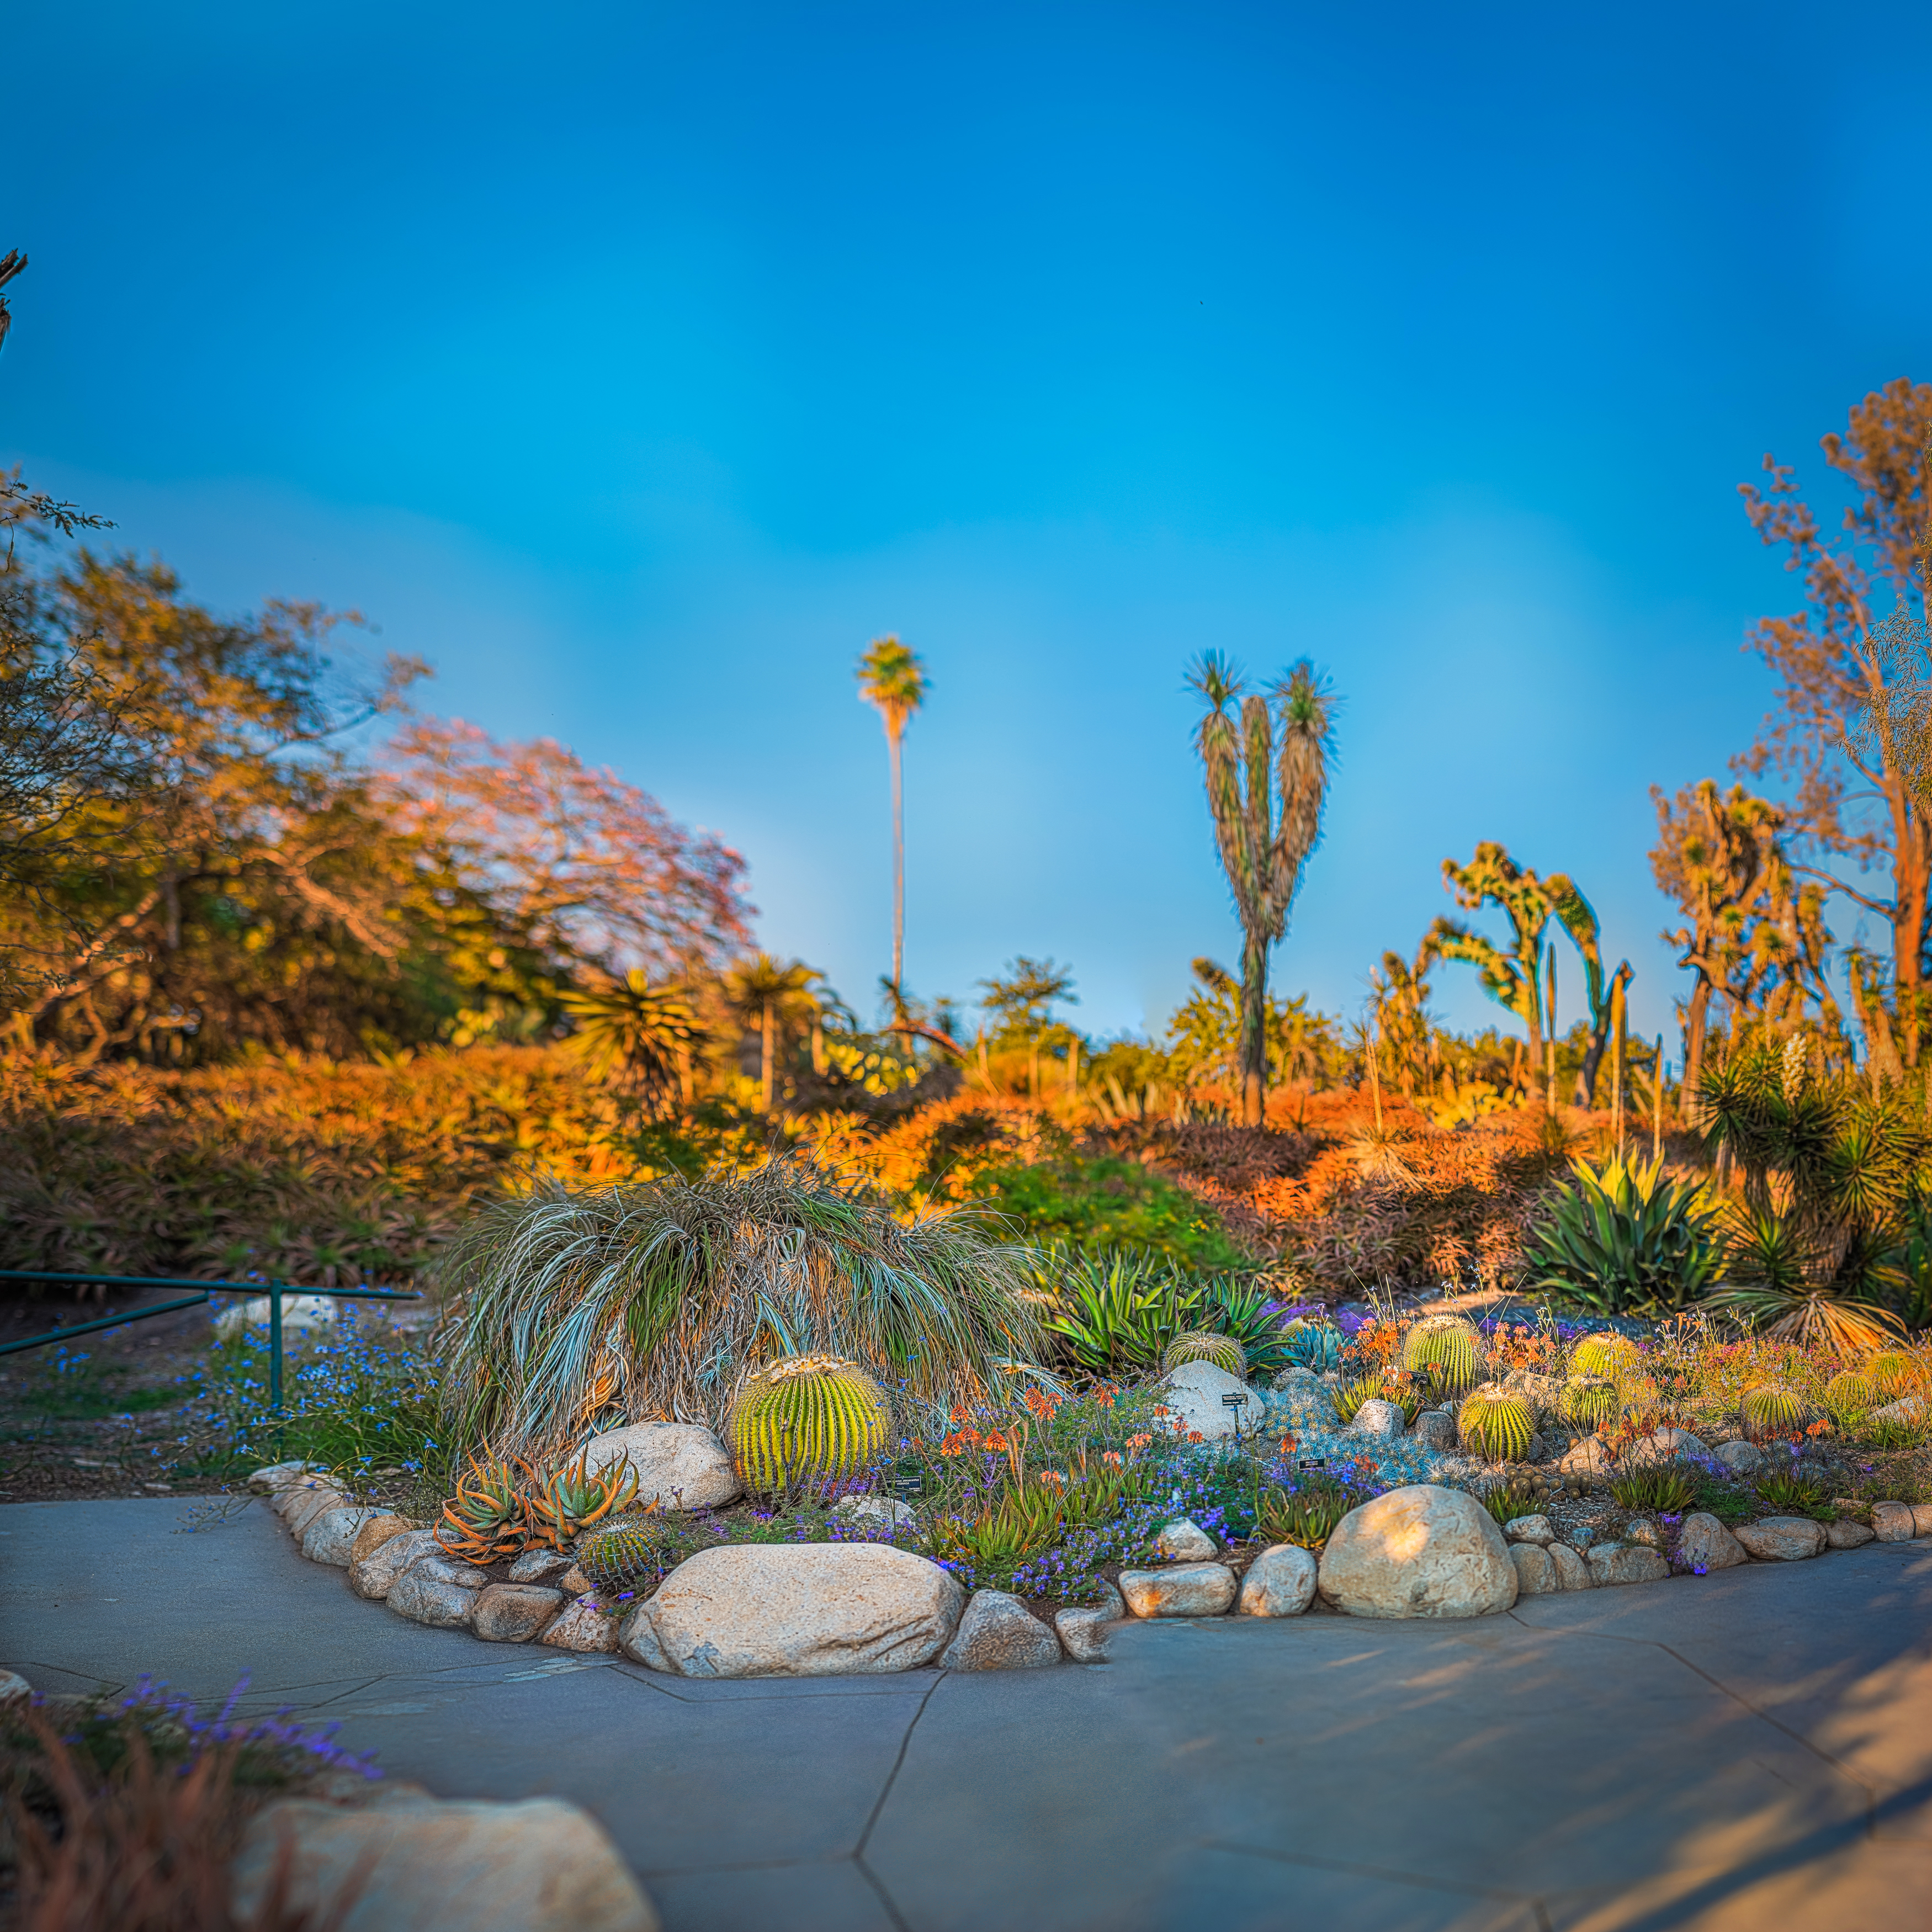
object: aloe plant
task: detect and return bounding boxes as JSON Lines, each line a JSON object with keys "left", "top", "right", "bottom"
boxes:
{"left": 1521, "top": 1152, "right": 1724, "bottom": 1315}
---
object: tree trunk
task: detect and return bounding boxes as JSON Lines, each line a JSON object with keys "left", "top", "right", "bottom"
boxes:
{"left": 1682, "top": 977, "right": 1711, "bottom": 1116}
{"left": 1239, "top": 931, "right": 1269, "bottom": 1127}
{"left": 761, "top": 1002, "right": 776, "bottom": 1111}
{"left": 1577, "top": 962, "right": 1632, "bottom": 1106}
{"left": 1066, "top": 1036, "right": 1080, "bottom": 1096}
{"left": 889, "top": 725, "right": 905, "bottom": 994}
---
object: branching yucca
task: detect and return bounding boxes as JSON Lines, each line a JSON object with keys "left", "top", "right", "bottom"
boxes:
{"left": 436, "top": 1153, "right": 1047, "bottom": 1456}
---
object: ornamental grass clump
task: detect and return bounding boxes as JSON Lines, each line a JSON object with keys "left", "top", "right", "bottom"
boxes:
{"left": 437, "top": 1153, "right": 1043, "bottom": 1458}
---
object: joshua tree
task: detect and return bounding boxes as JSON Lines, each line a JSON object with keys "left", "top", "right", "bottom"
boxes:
{"left": 1187, "top": 654, "right": 1335, "bottom": 1127}
{"left": 856, "top": 636, "right": 930, "bottom": 996}
{"left": 723, "top": 952, "right": 823, "bottom": 1111}
{"left": 1429, "top": 844, "right": 1559, "bottom": 1102}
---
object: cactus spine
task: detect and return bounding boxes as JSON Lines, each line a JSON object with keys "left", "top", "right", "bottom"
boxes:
{"left": 1558, "top": 1376, "right": 1619, "bottom": 1431}
{"left": 1569, "top": 1333, "right": 1639, "bottom": 1381}
{"left": 1402, "top": 1315, "right": 1483, "bottom": 1394}
{"left": 1457, "top": 1391, "right": 1536, "bottom": 1462}
{"left": 729, "top": 1354, "right": 891, "bottom": 1494}
{"left": 1164, "top": 1330, "right": 1246, "bottom": 1377}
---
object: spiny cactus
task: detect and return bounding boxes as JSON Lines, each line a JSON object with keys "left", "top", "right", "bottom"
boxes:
{"left": 577, "top": 1514, "right": 678, "bottom": 1594}
{"left": 1558, "top": 1376, "right": 1620, "bottom": 1432}
{"left": 1164, "top": 1330, "right": 1246, "bottom": 1377}
{"left": 1823, "top": 1372, "right": 1878, "bottom": 1418}
{"left": 1402, "top": 1315, "right": 1483, "bottom": 1394}
{"left": 437, "top": 1452, "right": 533, "bottom": 1562}
{"left": 1865, "top": 1351, "right": 1920, "bottom": 1395}
{"left": 1569, "top": 1333, "right": 1639, "bottom": 1380}
{"left": 1280, "top": 1319, "right": 1342, "bottom": 1374}
{"left": 1458, "top": 1391, "right": 1537, "bottom": 1462}
{"left": 728, "top": 1354, "right": 891, "bottom": 1494}
{"left": 1740, "top": 1384, "right": 1809, "bottom": 1441}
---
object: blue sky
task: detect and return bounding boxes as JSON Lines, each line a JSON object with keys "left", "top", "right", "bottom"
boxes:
{"left": 6, "top": 3, "right": 1929, "bottom": 1052}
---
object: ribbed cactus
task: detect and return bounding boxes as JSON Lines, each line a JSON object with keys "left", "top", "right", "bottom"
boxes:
{"left": 1569, "top": 1334, "right": 1639, "bottom": 1380}
{"left": 728, "top": 1354, "right": 891, "bottom": 1494}
{"left": 1280, "top": 1319, "right": 1342, "bottom": 1374}
{"left": 1402, "top": 1315, "right": 1483, "bottom": 1393}
{"left": 1558, "top": 1376, "right": 1620, "bottom": 1431}
{"left": 1740, "top": 1385, "right": 1809, "bottom": 1441}
{"left": 1164, "top": 1330, "right": 1247, "bottom": 1377}
{"left": 577, "top": 1515, "right": 675, "bottom": 1594}
{"left": 1866, "top": 1351, "right": 1919, "bottom": 1395}
{"left": 1823, "top": 1372, "right": 1877, "bottom": 1416}
{"left": 1458, "top": 1391, "right": 1537, "bottom": 1462}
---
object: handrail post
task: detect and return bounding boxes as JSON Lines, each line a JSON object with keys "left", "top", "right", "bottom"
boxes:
{"left": 269, "top": 1282, "right": 284, "bottom": 1415}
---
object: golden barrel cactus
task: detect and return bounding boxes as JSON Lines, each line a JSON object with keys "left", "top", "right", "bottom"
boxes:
{"left": 728, "top": 1354, "right": 891, "bottom": 1494}
{"left": 1823, "top": 1372, "right": 1877, "bottom": 1418}
{"left": 1740, "top": 1384, "right": 1808, "bottom": 1442}
{"left": 1458, "top": 1391, "right": 1537, "bottom": 1463}
{"left": 1163, "top": 1330, "right": 1246, "bottom": 1377}
{"left": 1865, "top": 1351, "right": 1920, "bottom": 1397}
{"left": 1402, "top": 1315, "right": 1483, "bottom": 1394}
{"left": 1569, "top": 1333, "right": 1639, "bottom": 1381}
{"left": 1558, "top": 1376, "right": 1620, "bottom": 1432}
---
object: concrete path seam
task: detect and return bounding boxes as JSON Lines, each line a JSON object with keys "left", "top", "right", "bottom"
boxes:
{"left": 850, "top": 1669, "right": 946, "bottom": 1932}
{"left": 1203, "top": 1835, "right": 1554, "bottom": 1920}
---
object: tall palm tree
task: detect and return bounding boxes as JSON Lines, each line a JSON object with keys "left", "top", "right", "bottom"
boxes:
{"left": 856, "top": 636, "right": 929, "bottom": 995}
{"left": 724, "top": 952, "right": 823, "bottom": 1111}
{"left": 1188, "top": 653, "right": 1335, "bottom": 1127}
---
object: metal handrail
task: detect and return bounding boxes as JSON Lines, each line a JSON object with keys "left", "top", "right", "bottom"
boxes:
{"left": 0, "top": 1270, "right": 422, "bottom": 1411}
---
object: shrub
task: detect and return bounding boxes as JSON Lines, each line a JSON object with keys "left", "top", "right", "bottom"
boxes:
{"left": 1520, "top": 1153, "right": 1724, "bottom": 1315}
{"left": 964, "top": 1154, "right": 1251, "bottom": 1269}
{"left": 437, "top": 1153, "right": 1042, "bottom": 1457}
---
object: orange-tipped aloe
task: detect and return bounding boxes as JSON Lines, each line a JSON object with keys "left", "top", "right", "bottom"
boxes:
{"left": 525, "top": 1447, "right": 640, "bottom": 1551}
{"left": 436, "top": 1452, "right": 534, "bottom": 1562}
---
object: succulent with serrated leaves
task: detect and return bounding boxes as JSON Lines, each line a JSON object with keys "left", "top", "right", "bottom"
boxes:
{"left": 1163, "top": 1330, "right": 1246, "bottom": 1377}
{"left": 1740, "top": 1385, "right": 1808, "bottom": 1441}
{"left": 729, "top": 1354, "right": 891, "bottom": 1494}
{"left": 1279, "top": 1319, "right": 1342, "bottom": 1374}
{"left": 526, "top": 1445, "right": 640, "bottom": 1549}
{"left": 437, "top": 1452, "right": 533, "bottom": 1562}
{"left": 1457, "top": 1391, "right": 1536, "bottom": 1463}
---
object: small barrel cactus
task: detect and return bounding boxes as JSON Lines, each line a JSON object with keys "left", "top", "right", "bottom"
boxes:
{"left": 1164, "top": 1330, "right": 1246, "bottom": 1377}
{"left": 1569, "top": 1333, "right": 1640, "bottom": 1380}
{"left": 1558, "top": 1376, "right": 1620, "bottom": 1432}
{"left": 1865, "top": 1351, "right": 1919, "bottom": 1396}
{"left": 1402, "top": 1315, "right": 1483, "bottom": 1393}
{"left": 729, "top": 1354, "right": 891, "bottom": 1494}
{"left": 1740, "top": 1384, "right": 1809, "bottom": 1441}
{"left": 1458, "top": 1391, "right": 1537, "bottom": 1463}
{"left": 1823, "top": 1371, "right": 1877, "bottom": 1416}
{"left": 1280, "top": 1319, "right": 1342, "bottom": 1374}
{"left": 577, "top": 1514, "right": 675, "bottom": 1594}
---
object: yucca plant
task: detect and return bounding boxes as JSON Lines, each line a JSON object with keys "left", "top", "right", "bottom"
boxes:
{"left": 524, "top": 1445, "right": 640, "bottom": 1549}
{"left": 1739, "top": 1385, "right": 1809, "bottom": 1441}
{"left": 1457, "top": 1391, "right": 1536, "bottom": 1463}
{"left": 437, "top": 1452, "right": 533, "bottom": 1562}
{"left": 1402, "top": 1315, "right": 1483, "bottom": 1394}
{"left": 1163, "top": 1330, "right": 1246, "bottom": 1377}
{"left": 729, "top": 1355, "right": 892, "bottom": 1494}
{"left": 1521, "top": 1153, "right": 1724, "bottom": 1316}
{"left": 436, "top": 1153, "right": 1043, "bottom": 1458}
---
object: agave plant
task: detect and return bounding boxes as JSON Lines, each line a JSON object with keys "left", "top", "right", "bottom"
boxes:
{"left": 1041, "top": 1248, "right": 1196, "bottom": 1374}
{"left": 436, "top": 1153, "right": 1044, "bottom": 1458}
{"left": 926, "top": 1479, "right": 1066, "bottom": 1569}
{"left": 1278, "top": 1318, "right": 1343, "bottom": 1374}
{"left": 1521, "top": 1153, "right": 1724, "bottom": 1316}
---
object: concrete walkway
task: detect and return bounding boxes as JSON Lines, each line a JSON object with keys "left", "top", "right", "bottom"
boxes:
{"left": 3, "top": 1499, "right": 1930, "bottom": 1931}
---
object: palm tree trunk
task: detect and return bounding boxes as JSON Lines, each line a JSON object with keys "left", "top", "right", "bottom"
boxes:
{"left": 1239, "top": 931, "right": 1268, "bottom": 1127}
{"left": 761, "top": 1002, "right": 776, "bottom": 1111}
{"left": 889, "top": 724, "right": 905, "bottom": 993}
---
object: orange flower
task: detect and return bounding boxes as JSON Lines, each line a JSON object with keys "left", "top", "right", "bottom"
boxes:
{"left": 1126, "top": 1432, "right": 1153, "bottom": 1451}
{"left": 983, "top": 1430, "right": 1010, "bottom": 1453}
{"left": 1186, "top": 1430, "right": 1204, "bottom": 1443}
{"left": 1101, "top": 1450, "right": 1123, "bottom": 1466}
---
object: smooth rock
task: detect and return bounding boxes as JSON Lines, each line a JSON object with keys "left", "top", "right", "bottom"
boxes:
{"left": 1734, "top": 1516, "right": 1827, "bottom": 1562}
{"left": 1118, "top": 1562, "right": 1238, "bottom": 1617}
{"left": 1504, "top": 1514, "right": 1554, "bottom": 1546}
{"left": 1872, "top": 1501, "right": 1919, "bottom": 1543}
{"left": 216, "top": 1292, "right": 337, "bottom": 1342}
{"left": 1155, "top": 1360, "right": 1255, "bottom": 1440}
{"left": 559, "top": 1564, "right": 593, "bottom": 1595}
{"left": 411, "top": 1553, "right": 490, "bottom": 1589}
{"left": 1586, "top": 1544, "right": 1670, "bottom": 1587}
{"left": 1915, "top": 1503, "right": 1932, "bottom": 1537}
{"left": 350, "top": 1528, "right": 443, "bottom": 1601}
{"left": 1154, "top": 1518, "right": 1218, "bottom": 1561}
{"left": 506, "top": 1546, "right": 574, "bottom": 1584}
{"left": 1238, "top": 1543, "right": 1318, "bottom": 1616}
{"left": 1317, "top": 1485, "right": 1518, "bottom": 1620}
{"left": 1411, "top": 1410, "right": 1457, "bottom": 1451}
{"left": 1625, "top": 1519, "right": 1662, "bottom": 1548}
{"left": 248, "top": 1460, "right": 325, "bottom": 1492}
{"left": 939, "top": 1589, "right": 1061, "bottom": 1670}
{"left": 1625, "top": 1426, "right": 1707, "bottom": 1466}
{"left": 1712, "top": 1439, "right": 1765, "bottom": 1475}
{"left": 0, "top": 1669, "right": 30, "bottom": 1705}
{"left": 541, "top": 1598, "right": 619, "bottom": 1652}
{"left": 1349, "top": 1398, "right": 1406, "bottom": 1439}
{"left": 1676, "top": 1512, "right": 1749, "bottom": 1572}
{"left": 300, "top": 1506, "right": 378, "bottom": 1567}
{"left": 350, "top": 1513, "right": 419, "bottom": 1566}
{"left": 1089, "top": 1577, "right": 1126, "bottom": 1621}
{"left": 1054, "top": 1606, "right": 1112, "bottom": 1662}
{"left": 1548, "top": 1543, "right": 1592, "bottom": 1590}
{"left": 230, "top": 1790, "right": 659, "bottom": 1932}
{"left": 830, "top": 1494, "right": 917, "bottom": 1533}
{"left": 471, "top": 1584, "right": 565, "bottom": 1643}
{"left": 1827, "top": 1518, "right": 1877, "bottom": 1549}
{"left": 1510, "top": 1543, "right": 1559, "bottom": 1595}
{"left": 274, "top": 1480, "right": 349, "bottom": 1538}
{"left": 1554, "top": 1437, "right": 1612, "bottom": 1478}
{"left": 1869, "top": 1394, "right": 1926, "bottom": 1427}
{"left": 619, "top": 1543, "right": 964, "bottom": 1678}
{"left": 580, "top": 1422, "right": 742, "bottom": 1511}
{"left": 388, "top": 1570, "right": 481, "bottom": 1628}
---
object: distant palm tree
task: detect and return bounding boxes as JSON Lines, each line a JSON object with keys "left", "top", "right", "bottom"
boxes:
{"left": 1188, "top": 653, "right": 1335, "bottom": 1127}
{"left": 856, "top": 636, "right": 930, "bottom": 995}
{"left": 724, "top": 952, "right": 824, "bottom": 1111}
{"left": 558, "top": 971, "right": 705, "bottom": 1112}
